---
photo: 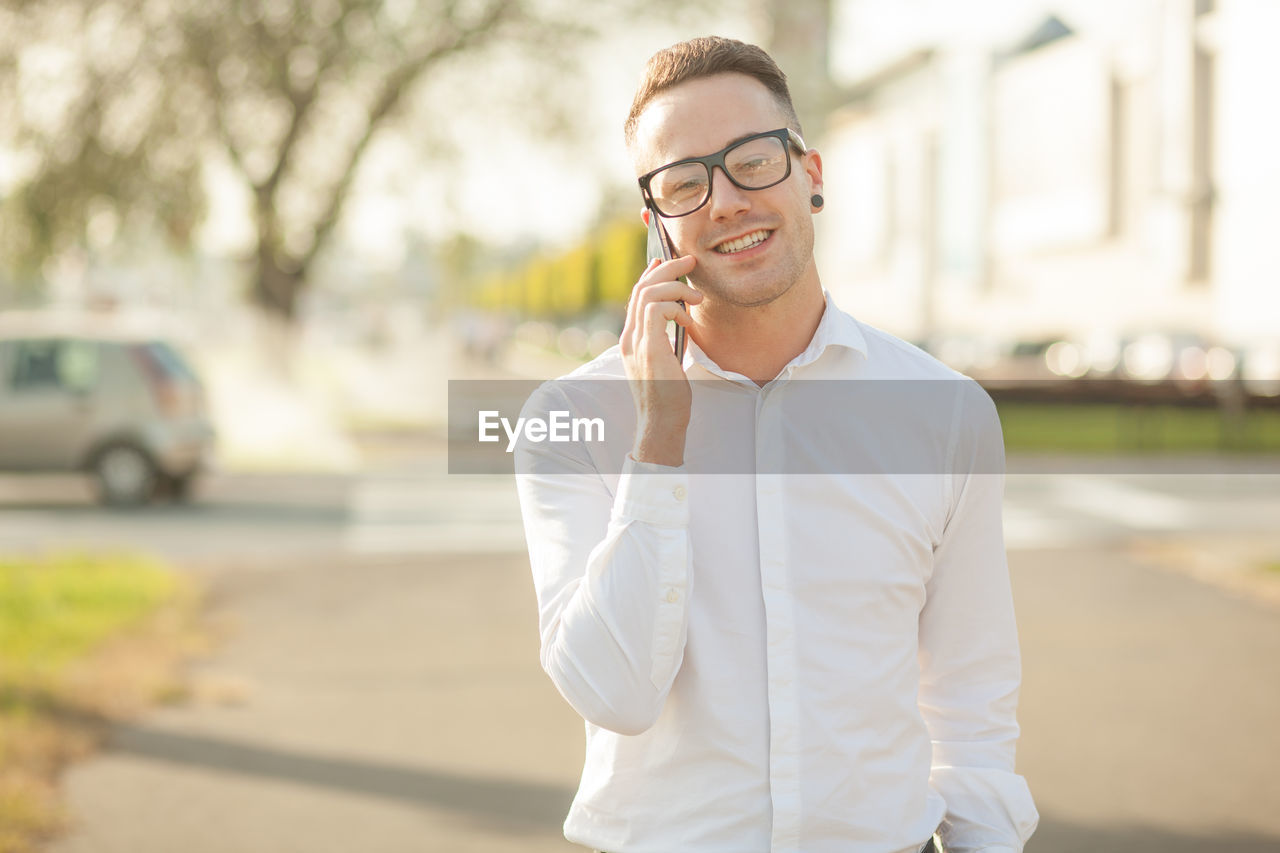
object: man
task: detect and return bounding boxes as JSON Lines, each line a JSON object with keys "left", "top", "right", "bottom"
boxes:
{"left": 514, "top": 36, "right": 1038, "bottom": 853}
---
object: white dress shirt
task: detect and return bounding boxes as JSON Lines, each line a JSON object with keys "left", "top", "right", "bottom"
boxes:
{"left": 514, "top": 293, "right": 1038, "bottom": 853}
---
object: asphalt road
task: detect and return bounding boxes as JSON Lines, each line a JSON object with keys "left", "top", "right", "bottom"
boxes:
{"left": 3, "top": 446, "right": 1277, "bottom": 852}
{"left": 3, "top": 448, "right": 1279, "bottom": 562}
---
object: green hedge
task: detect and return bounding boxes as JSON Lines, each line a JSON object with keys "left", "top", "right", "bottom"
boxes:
{"left": 474, "top": 218, "right": 645, "bottom": 318}
{"left": 997, "top": 402, "right": 1280, "bottom": 453}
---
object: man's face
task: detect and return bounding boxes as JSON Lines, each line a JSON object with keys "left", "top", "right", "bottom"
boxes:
{"left": 631, "top": 72, "right": 823, "bottom": 309}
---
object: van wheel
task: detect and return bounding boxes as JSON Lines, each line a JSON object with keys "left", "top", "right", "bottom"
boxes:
{"left": 92, "top": 444, "right": 158, "bottom": 506}
{"left": 157, "top": 470, "right": 198, "bottom": 503}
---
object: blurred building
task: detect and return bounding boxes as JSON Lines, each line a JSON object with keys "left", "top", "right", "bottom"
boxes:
{"left": 817, "top": 0, "right": 1280, "bottom": 357}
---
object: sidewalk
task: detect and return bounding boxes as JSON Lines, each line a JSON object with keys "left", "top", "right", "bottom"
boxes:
{"left": 47, "top": 541, "right": 1280, "bottom": 852}
{"left": 49, "top": 552, "right": 585, "bottom": 853}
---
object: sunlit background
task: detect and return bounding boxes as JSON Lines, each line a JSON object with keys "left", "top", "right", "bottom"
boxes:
{"left": 2, "top": 1, "right": 1279, "bottom": 852}
{"left": 2, "top": 0, "right": 1279, "bottom": 460}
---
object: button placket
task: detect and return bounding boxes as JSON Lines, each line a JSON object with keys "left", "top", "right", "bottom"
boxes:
{"left": 754, "top": 388, "right": 803, "bottom": 850}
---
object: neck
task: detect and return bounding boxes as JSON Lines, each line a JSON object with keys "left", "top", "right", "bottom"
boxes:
{"left": 686, "top": 275, "right": 826, "bottom": 386}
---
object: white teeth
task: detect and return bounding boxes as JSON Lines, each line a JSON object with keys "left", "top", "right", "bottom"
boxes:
{"left": 715, "top": 229, "right": 772, "bottom": 254}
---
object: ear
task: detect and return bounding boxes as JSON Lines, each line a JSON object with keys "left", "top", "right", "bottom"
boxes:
{"left": 804, "top": 149, "right": 824, "bottom": 212}
{"left": 640, "top": 206, "right": 651, "bottom": 228}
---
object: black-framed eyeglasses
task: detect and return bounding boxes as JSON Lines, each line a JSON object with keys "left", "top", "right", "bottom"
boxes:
{"left": 639, "top": 128, "right": 808, "bottom": 218}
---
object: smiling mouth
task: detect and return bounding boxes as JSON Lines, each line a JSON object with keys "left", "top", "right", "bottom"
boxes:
{"left": 713, "top": 229, "right": 773, "bottom": 254}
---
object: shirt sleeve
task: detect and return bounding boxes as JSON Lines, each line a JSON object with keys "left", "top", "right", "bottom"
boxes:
{"left": 514, "top": 381, "right": 692, "bottom": 736}
{"left": 918, "top": 381, "right": 1039, "bottom": 852}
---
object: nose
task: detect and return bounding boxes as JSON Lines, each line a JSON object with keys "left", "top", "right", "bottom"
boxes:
{"left": 706, "top": 165, "right": 751, "bottom": 221}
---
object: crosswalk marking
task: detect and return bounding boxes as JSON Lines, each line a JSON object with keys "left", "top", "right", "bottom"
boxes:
{"left": 2, "top": 469, "right": 1274, "bottom": 558}
{"left": 1046, "top": 476, "right": 1195, "bottom": 531}
{"left": 1001, "top": 504, "right": 1078, "bottom": 550}
{"left": 342, "top": 470, "right": 1231, "bottom": 555}
{"left": 343, "top": 473, "right": 527, "bottom": 555}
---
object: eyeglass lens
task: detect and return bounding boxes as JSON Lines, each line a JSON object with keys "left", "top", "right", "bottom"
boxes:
{"left": 649, "top": 135, "right": 790, "bottom": 217}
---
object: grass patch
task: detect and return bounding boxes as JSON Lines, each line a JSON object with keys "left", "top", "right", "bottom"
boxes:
{"left": 0, "top": 553, "right": 202, "bottom": 853}
{"left": 996, "top": 402, "right": 1280, "bottom": 453}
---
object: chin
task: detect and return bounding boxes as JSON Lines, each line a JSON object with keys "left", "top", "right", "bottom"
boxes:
{"left": 696, "top": 273, "right": 797, "bottom": 309}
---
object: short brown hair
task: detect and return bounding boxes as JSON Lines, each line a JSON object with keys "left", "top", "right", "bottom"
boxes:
{"left": 624, "top": 36, "right": 801, "bottom": 146}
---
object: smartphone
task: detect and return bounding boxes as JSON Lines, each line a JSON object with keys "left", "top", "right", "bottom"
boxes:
{"left": 645, "top": 207, "right": 687, "bottom": 361}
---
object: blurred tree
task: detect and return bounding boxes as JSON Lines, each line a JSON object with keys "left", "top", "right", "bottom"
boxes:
{"left": 435, "top": 231, "right": 488, "bottom": 309}
{"left": 0, "top": 0, "right": 715, "bottom": 320}
{"left": 594, "top": 218, "right": 646, "bottom": 305}
{"left": 552, "top": 244, "right": 592, "bottom": 317}
{"left": 764, "top": 0, "right": 835, "bottom": 137}
{"left": 524, "top": 254, "right": 553, "bottom": 317}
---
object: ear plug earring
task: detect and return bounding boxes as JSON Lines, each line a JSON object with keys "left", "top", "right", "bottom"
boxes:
{"left": 811, "top": 194, "right": 824, "bottom": 209}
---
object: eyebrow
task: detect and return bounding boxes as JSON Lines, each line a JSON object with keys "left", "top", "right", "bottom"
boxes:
{"left": 670, "top": 129, "right": 773, "bottom": 164}
{"left": 723, "top": 130, "right": 769, "bottom": 149}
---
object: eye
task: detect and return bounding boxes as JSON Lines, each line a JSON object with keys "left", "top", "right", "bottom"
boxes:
{"left": 658, "top": 173, "right": 707, "bottom": 202}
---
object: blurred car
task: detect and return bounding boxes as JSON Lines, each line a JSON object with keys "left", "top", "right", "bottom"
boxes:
{"left": 960, "top": 336, "right": 1063, "bottom": 385}
{"left": 0, "top": 317, "right": 215, "bottom": 505}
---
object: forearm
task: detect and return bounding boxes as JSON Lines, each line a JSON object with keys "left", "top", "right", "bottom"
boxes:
{"left": 519, "top": 454, "right": 691, "bottom": 735}
{"left": 539, "top": 500, "right": 690, "bottom": 734}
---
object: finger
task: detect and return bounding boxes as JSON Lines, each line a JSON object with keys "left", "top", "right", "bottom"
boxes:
{"left": 621, "top": 309, "right": 636, "bottom": 356}
{"left": 627, "top": 285, "right": 697, "bottom": 359}
{"left": 622, "top": 262, "right": 659, "bottom": 352}
{"left": 637, "top": 254, "right": 696, "bottom": 289}
{"left": 633, "top": 273, "right": 701, "bottom": 326}
{"left": 626, "top": 255, "right": 697, "bottom": 356}
{"left": 634, "top": 279, "right": 703, "bottom": 307}
{"left": 626, "top": 255, "right": 691, "bottom": 353}
{"left": 626, "top": 257, "right": 661, "bottom": 317}
{"left": 635, "top": 257, "right": 696, "bottom": 298}
{"left": 642, "top": 300, "right": 694, "bottom": 340}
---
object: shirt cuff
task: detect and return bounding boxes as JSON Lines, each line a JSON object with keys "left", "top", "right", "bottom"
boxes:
{"left": 613, "top": 455, "right": 689, "bottom": 527}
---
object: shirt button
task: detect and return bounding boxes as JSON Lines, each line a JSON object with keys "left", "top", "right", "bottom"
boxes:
{"left": 665, "top": 588, "right": 680, "bottom": 603}
{"left": 672, "top": 485, "right": 686, "bottom": 501}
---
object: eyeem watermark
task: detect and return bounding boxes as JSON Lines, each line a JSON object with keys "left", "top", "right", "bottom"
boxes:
{"left": 451, "top": 378, "right": 1280, "bottom": 474}
{"left": 479, "top": 410, "right": 605, "bottom": 453}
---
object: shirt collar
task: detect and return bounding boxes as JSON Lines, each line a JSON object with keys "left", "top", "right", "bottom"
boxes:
{"left": 685, "top": 290, "right": 868, "bottom": 381}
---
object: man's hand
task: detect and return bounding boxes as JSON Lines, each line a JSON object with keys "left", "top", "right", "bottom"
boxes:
{"left": 620, "top": 255, "right": 702, "bottom": 466}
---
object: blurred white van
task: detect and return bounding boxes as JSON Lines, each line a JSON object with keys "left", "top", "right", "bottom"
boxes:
{"left": 0, "top": 314, "right": 216, "bottom": 505}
